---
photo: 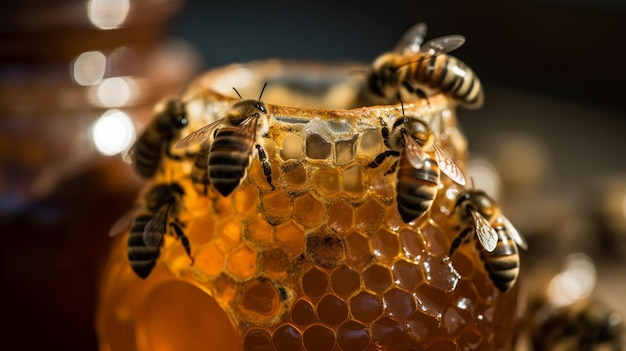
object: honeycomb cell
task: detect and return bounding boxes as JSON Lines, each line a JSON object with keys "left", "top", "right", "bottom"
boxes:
{"left": 473, "top": 269, "right": 497, "bottom": 300}
{"left": 335, "top": 136, "right": 357, "bottom": 165}
{"left": 280, "top": 133, "right": 303, "bottom": 160}
{"left": 225, "top": 243, "right": 258, "bottom": 280}
{"left": 458, "top": 327, "right": 483, "bottom": 350}
{"left": 354, "top": 198, "right": 385, "bottom": 235}
{"left": 422, "top": 255, "right": 460, "bottom": 292}
{"left": 443, "top": 306, "right": 466, "bottom": 335}
{"left": 344, "top": 231, "right": 372, "bottom": 271}
{"left": 291, "top": 299, "right": 315, "bottom": 327}
{"left": 422, "top": 221, "right": 449, "bottom": 257}
{"left": 317, "top": 294, "right": 348, "bottom": 325}
{"left": 415, "top": 283, "right": 449, "bottom": 319}
{"left": 392, "top": 259, "right": 422, "bottom": 292}
{"left": 427, "top": 339, "right": 458, "bottom": 351}
{"left": 293, "top": 193, "right": 324, "bottom": 228}
{"left": 244, "top": 328, "right": 273, "bottom": 351}
{"left": 342, "top": 163, "right": 363, "bottom": 194}
{"left": 215, "top": 218, "right": 243, "bottom": 251}
{"left": 357, "top": 128, "right": 383, "bottom": 158}
{"left": 330, "top": 265, "right": 360, "bottom": 297}
{"left": 275, "top": 221, "right": 305, "bottom": 257}
{"left": 363, "top": 264, "right": 392, "bottom": 294}
{"left": 282, "top": 163, "right": 308, "bottom": 191}
{"left": 306, "top": 133, "right": 331, "bottom": 159}
{"left": 369, "top": 228, "right": 400, "bottom": 264}
{"left": 192, "top": 244, "right": 225, "bottom": 280}
{"left": 350, "top": 291, "right": 383, "bottom": 324}
{"left": 383, "top": 288, "right": 415, "bottom": 322}
{"left": 302, "top": 324, "right": 335, "bottom": 351}
{"left": 451, "top": 279, "right": 479, "bottom": 321}
{"left": 262, "top": 191, "right": 292, "bottom": 220}
{"left": 405, "top": 311, "right": 440, "bottom": 341}
{"left": 272, "top": 324, "right": 302, "bottom": 351}
{"left": 233, "top": 184, "right": 259, "bottom": 218}
{"left": 312, "top": 168, "right": 340, "bottom": 197}
{"left": 371, "top": 317, "right": 408, "bottom": 348}
{"left": 302, "top": 267, "right": 329, "bottom": 298}
{"left": 261, "top": 248, "right": 290, "bottom": 278}
{"left": 186, "top": 210, "right": 215, "bottom": 245}
{"left": 448, "top": 251, "right": 475, "bottom": 279}
{"left": 305, "top": 230, "right": 344, "bottom": 269}
{"left": 327, "top": 201, "right": 353, "bottom": 235}
{"left": 211, "top": 192, "right": 234, "bottom": 217}
{"left": 337, "top": 321, "right": 370, "bottom": 351}
{"left": 241, "top": 279, "right": 280, "bottom": 318}
{"left": 246, "top": 215, "right": 273, "bottom": 249}
{"left": 398, "top": 227, "right": 427, "bottom": 261}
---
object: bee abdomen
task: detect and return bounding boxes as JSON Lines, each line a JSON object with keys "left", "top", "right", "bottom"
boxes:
{"left": 208, "top": 133, "right": 253, "bottom": 196}
{"left": 481, "top": 227, "right": 520, "bottom": 292}
{"left": 191, "top": 145, "right": 211, "bottom": 196}
{"left": 395, "top": 159, "right": 439, "bottom": 222}
{"left": 134, "top": 136, "right": 164, "bottom": 177}
{"left": 128, "top": 215, "right": 161, "bottom": 279}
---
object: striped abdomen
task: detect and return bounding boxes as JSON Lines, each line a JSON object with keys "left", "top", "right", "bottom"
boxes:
{"left": 401, "top": 53, "right": 483, "bottom": 109}
{"left": 133, "top": 129, "right": 169, "bottom": 178}
{"left": 395, "top": 151, "right": 440, "bottom": 223}
{"left": 127, "top": 214, "right": 161, "bottom": 279}
{"left": 479, "top": 226, "right": 520, "bottom": 292}
{"left": 208, "top": 127, "right": 255, "bottom": 197}
{"left": 191, "top": 142, "right": 211, "bottom": 196}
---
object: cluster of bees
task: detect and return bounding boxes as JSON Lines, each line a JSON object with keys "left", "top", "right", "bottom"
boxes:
{"left": 108, "top": 23, "right": 622, "bottom": 349}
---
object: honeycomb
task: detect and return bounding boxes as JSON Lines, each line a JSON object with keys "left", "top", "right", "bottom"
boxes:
{"left": 97, "top": 61, "right": 520, "bottom": 351}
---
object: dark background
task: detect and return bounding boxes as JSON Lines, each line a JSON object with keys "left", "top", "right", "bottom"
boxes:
{"left": 2, "top": 0, "right": 626, "bottom": 350}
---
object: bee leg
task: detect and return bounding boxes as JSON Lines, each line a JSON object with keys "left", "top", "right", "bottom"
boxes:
{"left": 369, "top": 150, "right": 400, "bottom": 169}
{"left": 255, "top": 144, "right": 275, "bottom": 191}
{"left": 170, "top": 221, "right": 194, "bottom": 265}
{"left": 384, "top": 160, "right": 399, "bottom": 175}
{"left": 378, "top": 117, "right": 392, "bottom": 148}
{"left": 449, "top": 228, "right": 472, "bottom": 257}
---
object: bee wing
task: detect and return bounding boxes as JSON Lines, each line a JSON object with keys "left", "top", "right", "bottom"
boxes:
{"left": 122, "top": 140, "right": 137, "bottom": 164}
{"left": 393, "top": 22, "right": 428, "bottom": 54}
{"left": 501, "top": 215, "right": 528, "bottom": 250}
{"left": 470, "top": 208, "right": 498, "bottom": 252}
{"left": 233, "top": 114, "right": 259, "bottom": 139}
{"left": 175, "top": 118, "right": 224, "bottom": 149}
{"left": 108, "top": 205, "right": 141, "bottom": 237}
{"left": 420, "top": 35, "right": 466, "bottom": 55}
{"left": 143, "top": 204, "right": 170, "bottom": 247}
{"left": 403, "top": 133, "right": 426, "bottom": 169}
{"left": 434, "top": 143, "right": 466, "bottom": 186}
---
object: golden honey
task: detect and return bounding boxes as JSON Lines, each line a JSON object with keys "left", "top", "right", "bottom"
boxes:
{"left": 96, "top": 60, "right": 520, "bottom": 350}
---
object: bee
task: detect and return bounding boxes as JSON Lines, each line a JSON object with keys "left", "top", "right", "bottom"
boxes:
{"left": 125, "top": 99, "right": 189, "bottom": 178}
{"left": 367, "top": 22, "right": 484, "bottom": 109}
{"left": 190, "top": 141, "right": 211, "bottom": 196}
{"left": 368, "top": 104, "right": 466, "bottom": 223}
{"left": 175, "top": 84, "right": 275, "bottom": 197}
{"left": 448, "top": 190, "right": 528, "bottom": 292}
{"left": 109, "top": 182, "right": 193, "bottom": 279}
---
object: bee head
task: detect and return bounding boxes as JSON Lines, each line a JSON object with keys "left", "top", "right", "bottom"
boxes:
{"left": 165, "top": 100, "right": 188, "bottom": 129}
{"left": 398, "top": 118, "right": 433, "bottom": 147}
{"left": 465, "top": 190, "right": 497, "bottom": 219}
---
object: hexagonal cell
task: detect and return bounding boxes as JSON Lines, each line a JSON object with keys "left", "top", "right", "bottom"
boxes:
{"left": 232, "top": 184, "right": 259, "bottom": 218}
{"left": 414, "top": 283, "right": 448, "bottom": 319}
{"left": 191, "top": 244, "right": 225, "bottom": 280}
{"left": 342, "top": 163, "right": 364, "bottom": 194}
{"left": 302, "top": 324, "right": 335, "bottom": 351}
{"left": 398, "top": 227, "right": 427, "bottom": 261}
{"left": 240, "top": 278, "right": 280, "bottom": 319}
{"left": 371, "top": 317, "right": 410, "bottom": 348}
{"left": 392, "top": 259, "right": 423, "bottom": 292}
{"left": 186, "top": 211, "right": 215, "bottom": 245}
{"left": 350, "top": 291, "right": 383, "bottom": 324}
{"left": 272, "top": 324, "right": 302, "bottom": 351}
{"left": 405, "top": 311, "right": 441, "bottom": 342}
{"left": 428, "top": 339, "right": 458, "bottom": 351}
{"left": 369, "top": 228, "right": 400, "bottom": 264}
{"left": 344, "top": 231, "right": 373, "bottom": 271}
{"left": 282, "top": 163, "right": 308, "bottom": 192}
{"left": 316, "top": 294, "right": 348, "bottom": 326}
{"left": 302, "top": 266, "right": 329, "bottom": 298}
{"left": 384, "top": 288, "right": 416, "bottom": 323}
{"left": 458, "top": 327, "right": 484, "bottom": 350}
{"left": 215, "top": 218, "right": 243, "bottom": 251}
{"left": 422, "top": 255, "right": 460, "bottom": 292}
{"left": 291, "top": 299, "right": 315, "bottom": 327}
{"left": 443, "top": 306, "right": 466, "bottom": 335}
{"left": 422, "top": 222, "right": 449, "bottom": 257}
{"left": 337, "top": 321, "right": 370, "bottom": 351}
{"left": 357, "top": 128, "right": 383, "bottom": 158}
{"left": 225, "top": 243, "right": 258, "bottom": 280}
{"left": 448, "top": 251, "right": 476, "bottom": 280}
{"left": 363, "top": 264, "right": 392, "bottom": 294}
{"left": 293, "top": 193, "right": 324, "bottom": 228}
{"left": 244, "top": 328, "right": 273, "bottom": 351}
{"left": 353, "top": 198, "right": 385, "bottom": 236}
{"left": 306, "top": 133, "right": 331, "bottom": 160}
{"left": 312, "top": 168, "right": 340, "bottom": 197}
{"left": 246, "top": 215, "right": 274, "bottom": 249}
{"left": 304, "top": 230, "right": 344, "bottom": 269}
{"left": 262, "top": 191, "right": 292, "bottom": 221}
{"left": 327, "top": 201, "right": 353, "bottom": 235}
{"left": 280, "top": 133, "right": 304, "bottom": 160}
{"left": 335, "top": 135, "right": 357, "bottom": 165}
{"left": 330, "top": 265, "right": 360, "bottom": 297}
{"left": 261, "top": 248, "right": 290, "bottom": 279}
{"left": 450, "top": 279, "right": 479, "bottom": 321}
{"left": 275, "top": 221, "right": 305, "bottom": 257}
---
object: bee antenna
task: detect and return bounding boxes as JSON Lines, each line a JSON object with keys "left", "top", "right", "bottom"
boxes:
{"left": 399, "top": 98, "right": 406, "bottom": 117}
{"left": 232, "top": 87, "right": 243, "bottom": 100}
{"left": 258, "top": 82, "right": 268, "bottom": 101}
{"left": 470, "top": 177, "right": 476, "bottom": 189}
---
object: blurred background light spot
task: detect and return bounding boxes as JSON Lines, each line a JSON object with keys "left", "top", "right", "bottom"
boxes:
{"left": 72, "top": 51, "right": 107, "bottom": 86}
{"left": 92, "top": 109, "right": 135, "bottom": 156}
{"left": 468, "top": 158, "right": 501, "bottom": 201}
{"left": 87, "top": 0, "right": 130, "bottom": 30}
{"left": 212, "top": 67, "right": 253, "bottom": 95}
{"left": 92, "top": 77, "right": 134, "bottom": 108}
{"left": 547, "top": 253, "right": 596, "bottom": 307}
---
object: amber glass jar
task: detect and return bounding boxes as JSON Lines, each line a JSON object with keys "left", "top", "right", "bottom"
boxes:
{"left": 96, "top": 60, "right": 521, "bottom": 351}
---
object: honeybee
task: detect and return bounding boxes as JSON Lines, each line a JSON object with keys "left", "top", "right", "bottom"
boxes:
{"left": 125, "top": 99, "right": 189, "bottom": 178}
{"left": 368, "top": 105, "right": 466, "bottom": 223}
{"left": 448, "top": 190, "right": 528, "bottom": 292}
{"left": 190, "top": 141, "right": 211, "bottom": 196}
{"left": 109, "top": 182, "right": 193, "bottom": 279}
{"left": 367, "top": 22, "right": 484, "bottom": 109}
{"left": 175, "top": 84, "right": 275, "bottom": 197}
